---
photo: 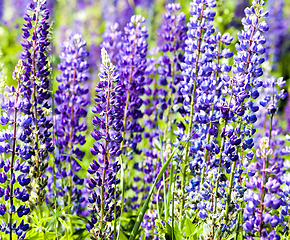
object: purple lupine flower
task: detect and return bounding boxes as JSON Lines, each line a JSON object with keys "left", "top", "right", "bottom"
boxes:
{"left": 129, "top": 4, "right": 188, "bottom": 233}
{"left": 86, "top": 48, "right": 123, "bottom": 239}
{"left": 53, "top": 34, "right": 90, "bottom": 217}
{"left": 254, "top": 76, "right": 287, "bottom": 144}
{"left": 101, "top": 23, "right": 123, "bottom": 65}
{"left": 20, "top": 0, "right": 54, "bottom": 211}
{"left": 0, "top": 0, "right": 3, "bottom": 22}
{"left": 118, "top": 15, "right": 149, "bottom": 155}
{"left": 140, "top": 210, "right": 158, "bottom": 240}
{"left": 185, "top": 29, "right": 234, "bottom": 229}
{"left": 193, "top": 32, "right": 233, "bottom": 180}
{"left": 0, "top": 61, "right": 32, "bottom": 239}
{"left": 243, "top": 137, "right": 285, "bottom": 239}
{"left": 147, "top": 3, "right": 187, "bottom": 123}
{"left": 180, "top": 0, "right": 270, "bottom": 236}
{"left": 46, "top": 0, "right": 56, "bottom": 18}
{"left": 177, "top": 0, "right": 217, "bottom": 214}
{"left": 209, "top": 1, "right": 271, "bottom": 234}
{"left": 243, "top": 76, "right": 288, "bottom": 238}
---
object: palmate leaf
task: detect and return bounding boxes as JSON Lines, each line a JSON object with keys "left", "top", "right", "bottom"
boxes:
{"left": 119, "top": 231, "right": 129, "bottom": 240}
{"left": 187, "top": 223, "right": 203, "bottom": 240}
{"left": 173, "top": 222, "right": 185, "bottom": 240}
{"left": 183, "top": 218, "right": 196, "bottom": 237}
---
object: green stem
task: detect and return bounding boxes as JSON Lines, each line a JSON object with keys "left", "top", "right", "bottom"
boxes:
{"left": 258, "top": 114, "right": 273, "bottom": 237}
{"left": 113, "top": 175, "right": 118, "bottom": 240}
{"left": 171, "top": 172, "right": 176, "bottom": 240}
{"left": 158, "top": 130, "right": 168, "bottom": 221}
{"left": 128, "top": 139, "right": 184, "bottom": 240}
{"left": 213, "top": 120, "right": 227, "bottom": 214}
{"left": 166, "top": 162, "right": 175, "bottom": 222}
{"left": 224, "top": 160, "right": 236, "bottom": 221}
{"left": 68, "top": 162, "right": 73, "bottom": 233}
{"left": 234, "top": 210, "right": 241, "bottom": 240}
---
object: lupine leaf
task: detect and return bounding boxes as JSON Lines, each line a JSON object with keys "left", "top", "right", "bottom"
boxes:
{"left": 174, "top": 222, "right": 184, "bottom": 240}
{"left": 226, "top": 233, "right": 237, "bottom": 240}
{"left": 184, "top": 218, "right": 196, "bottom": 237}
{"left": 119, "top": 231, "right": 129, "bottom": 240}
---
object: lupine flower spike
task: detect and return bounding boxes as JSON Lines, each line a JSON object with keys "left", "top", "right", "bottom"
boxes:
{"left": 20, "top": 0, "right": 53, "bottom": 215}
{"left": 53, "top": 34, "right": 90, "bottom": 229}
{"left": 0, "top": 61, "right": 31, "bottom": 240}
{"left": 86, "top": 48, "right": 123, "bottom": 239}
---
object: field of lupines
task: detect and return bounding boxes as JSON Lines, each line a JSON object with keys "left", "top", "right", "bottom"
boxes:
{"left": 0, "top": 0, "right": 290, "bottom": 239}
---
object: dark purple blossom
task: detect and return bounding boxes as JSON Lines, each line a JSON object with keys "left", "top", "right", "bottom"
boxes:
{"left": 86, "top": 48, "right": 123, "bottom": 239}
{"left": 118, "top": 15, "right": 149, "bottom": 155}
{"left": 0, "top": 61, "right": 32, "bottom": 239}
{"left": 53, "top": 34, "right": 90, "bottom": 217}
{"left": 19, "top": 0, "right": 54, "bottom": 214}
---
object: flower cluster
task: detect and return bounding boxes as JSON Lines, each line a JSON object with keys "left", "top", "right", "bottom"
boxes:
{"left": 118, "top": 15, "right": 149, "bottom": 155}
{"left": 206, "top": 0, "right": 270, "bottom": 235}
{"left": 149, "top": 3, "right": 187, "bottom": 122}
{"left": 0, "top": 0, "right": 288, "bottom": 239}
{"left": 101, "top": 23, "right": 123, "bottom": 65}
{"left": 53, "top": 34, "right": 90, "bottom": 216}
{"left": 0, "top": 61, "right": 31, "bottom": 240}
{"left": 86, "top": 48, "right": 123, "bottom": 239}
{"left": 20, "top": 0, "right": 53, "bottom": 214}
{"left": 177, "top": 0, "right": 218, "bottom": 214}
{"left": 243, "top": 75, "right": 287, "bottom": 238}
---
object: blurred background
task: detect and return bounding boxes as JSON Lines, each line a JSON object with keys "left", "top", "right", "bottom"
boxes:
{"left": 0, "top": 0, "right": 289, "bottom": 85}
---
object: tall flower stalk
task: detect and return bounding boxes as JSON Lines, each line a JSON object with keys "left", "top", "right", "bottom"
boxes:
{"left": 54, "top": 34, "right": 90, "bottom": 231}
{"left": 20, "top": 0, "right": 53, "bottom": 215}
{"left": 0, "top": 61, "right": 31, "bottom": 240}
{"left": 179, "top": 0, "right": 217, "bottom": 215}
{"left": 86, "top": 48, "right": 123, "bottom": 239}
{"left": 212, "top": 0, "right": 270, "bottom": 236}
{"left": 119, "top": 15, "right": 148, "bottom": 155}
